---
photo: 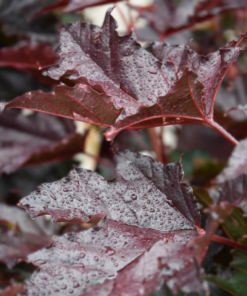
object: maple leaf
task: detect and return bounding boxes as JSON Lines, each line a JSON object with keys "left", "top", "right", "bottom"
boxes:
{"left": 133, "top": 0, "right": 247, "bottom": 39}
{"left": 1, "top": 10, "right": 247, "bottom": 142}
{"left": 0, "top": 110, "right": 85, "bottom": 175}
{"left": 18, "top": 151, "right": 206, "bottom": 294}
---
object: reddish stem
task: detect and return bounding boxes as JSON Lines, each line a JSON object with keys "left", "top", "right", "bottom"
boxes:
{"left": 212, "top": 235, "right": 247, "bottom": 252}
{"left": 207, "top": 120, "right": 239, "bottom": 146}
{"left": 148, "top": 128, "right": 163, "bottom": 163}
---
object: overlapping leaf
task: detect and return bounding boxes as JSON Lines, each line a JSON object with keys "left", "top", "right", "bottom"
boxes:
{"left": 0, "top": 110, "right": 85, "bottom": 175}
{"left": 18, "top": 151, "right": 205, "bottom": 295}
{"left": 2, "top": 10, "right": 247, "bottom": 141}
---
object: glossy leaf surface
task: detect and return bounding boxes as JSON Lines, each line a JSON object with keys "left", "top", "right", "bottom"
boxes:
{"left": 18, "top": 151, "right": 205, "bottom": 295}
{"left": 2, "top": 10, "right": 247, "bottom": 141}
{"left": 19, "top": 151, "right": 200, "bottom": 230}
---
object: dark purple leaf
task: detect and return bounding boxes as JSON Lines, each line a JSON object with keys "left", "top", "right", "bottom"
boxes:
{"left": 217, "top": 174, "right": 247, "bottom": 214}
{"left": 217, "top": 138, "right": 247, "bottom": 182}
{"left": 0, "top": 43, "right": 57, "bottom": 71}
{"left": 18, "top": 151, "right": 205, "bottom": 295}
{"left": 82, "top": 235, "right": 205, "bottom": 296}
{"left": 25, "top": 220, "right": 167, "bottom": 296}
{"left": 0, "top": 0, "right": 58, "bottom": 42}
{"left": 19, "top": 151, "right": 200, "bottom": 230}
{"left": 2, "top": 10, "right": 247, "bottom": 141}
{"left": 0, "top": 204, "right": 42, "bottom": 235}
{"left": 24, "top": 222, "right": 204, "bottom": 296}
{"left": 0, "top": 205, "right": 52, "bottom": 268}
{"left": 0, "top": 43, "right": 58, "bottom": 86}
{"left": 133, "top": 0, "right": 247, "bottom": 38}
{"left": 0, "top": 110, "right": 85, "bottom": 175}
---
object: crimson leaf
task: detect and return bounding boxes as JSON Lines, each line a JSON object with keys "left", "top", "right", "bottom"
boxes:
{"left": 0, "top": 110, "right": 85, "bottom": 175}
{"left": 18, "top": 151, "right": 205, "bottom": 294}
{"left": 1, "top": 10, "right": 247, "bottom": 142}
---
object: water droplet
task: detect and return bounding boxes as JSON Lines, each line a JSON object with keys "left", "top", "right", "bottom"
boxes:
{"left": 131, "top": 194, "right": 137, "bottom": 200}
